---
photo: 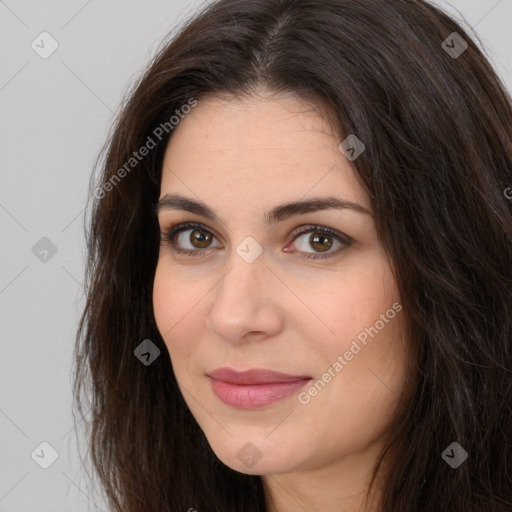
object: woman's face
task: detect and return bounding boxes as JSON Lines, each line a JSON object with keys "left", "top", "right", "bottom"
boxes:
{"left": 153, "top": 91, "right": 408, "bottom": 479}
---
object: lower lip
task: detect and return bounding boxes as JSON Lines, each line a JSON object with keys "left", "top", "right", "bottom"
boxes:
{"left": 210, "top": 378, "right": 311, "bottom": 409}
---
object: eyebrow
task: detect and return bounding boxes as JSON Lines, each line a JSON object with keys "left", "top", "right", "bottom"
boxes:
{"left": 154, "top": 193, "right": 371, "bottom": 224}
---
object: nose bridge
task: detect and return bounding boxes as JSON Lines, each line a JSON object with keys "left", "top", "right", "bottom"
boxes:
{"left": 207, "top": 243, "right": 282, "bottom": 341}
{"left": 217, "top": 244, "right": 267, "bottom": 305}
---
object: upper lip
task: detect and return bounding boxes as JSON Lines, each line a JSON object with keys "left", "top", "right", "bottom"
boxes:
{"left": 208, "top": 367, "right": 312, "bottom": 385}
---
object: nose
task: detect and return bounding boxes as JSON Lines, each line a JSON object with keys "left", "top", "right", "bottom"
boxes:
{"left": 206, "top": 251, "right": 284, "bottom": 344}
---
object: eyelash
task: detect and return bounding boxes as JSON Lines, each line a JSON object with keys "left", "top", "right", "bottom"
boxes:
{"left": 160, "top": 222, "right": 352, "bottom": 260}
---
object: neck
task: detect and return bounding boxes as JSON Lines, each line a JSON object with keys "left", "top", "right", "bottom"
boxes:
{"left": 262, "top": 445, "right": 388, "bottom": 512}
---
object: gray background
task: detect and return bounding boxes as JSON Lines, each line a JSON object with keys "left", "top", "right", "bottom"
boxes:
{"left": 1, "top": 1, "right": 511, "bottom": 510}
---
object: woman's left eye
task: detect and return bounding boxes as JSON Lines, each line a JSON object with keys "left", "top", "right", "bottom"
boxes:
{"left": 160, "top": 222, "right": 353, "bottom": 260}
{"left": 288, "top": 226, "right": 353, "bottom": 260}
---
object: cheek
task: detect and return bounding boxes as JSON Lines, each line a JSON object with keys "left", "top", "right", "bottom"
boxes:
{"left": 153, "top": 258, "right": 203, "bottom": 329}
{"left": 300, "top": 258, "right": 401, "bottom": 358}
{"left": 303, "top": 258, "right": 407, "bottom": 413}
{"left": 152, "top": 262, "right": 175, "bottom": 336}
{"left": 152, "top": 261, "right": 204, "bottom": 359}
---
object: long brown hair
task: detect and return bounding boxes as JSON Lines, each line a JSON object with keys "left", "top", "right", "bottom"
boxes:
{"left": 73, "top": 0, "right": 512, "bottom": 510}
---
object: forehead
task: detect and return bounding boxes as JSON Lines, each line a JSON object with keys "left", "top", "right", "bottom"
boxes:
{"left": 160, "top": 92, "right": 368, "bottom": 211}
{"left": 165, "top": 91, "right": 335, "bottom": 157}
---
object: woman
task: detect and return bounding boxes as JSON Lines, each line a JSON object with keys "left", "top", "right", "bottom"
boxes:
{"left": 73, "top": 0, "right": 512, "bottom": 510}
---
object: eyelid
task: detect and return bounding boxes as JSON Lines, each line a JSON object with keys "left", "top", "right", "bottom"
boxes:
{"left": 160, "top": 221, "right": 222, "bottom": 245}
{"left": 160, "top": 222, "right": 351, "bottom": 244}
{"left": 288, "top": 224, "right": 353, "bottom": 245}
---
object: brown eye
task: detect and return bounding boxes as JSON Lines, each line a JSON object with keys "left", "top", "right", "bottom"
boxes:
{"left": 160, "top": 222, "right": 222, "bottom": 256}
{"left": 188, "top": 228, "right": 213, "bottom": 249}
{"left": 308, "top": 232, "right": 334, "bottom": 252}
{"left": 288, "top": 225, "right": 353, "bottom": 260}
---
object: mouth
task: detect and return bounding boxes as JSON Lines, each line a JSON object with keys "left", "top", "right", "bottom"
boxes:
{"left": 207, "top": 367, "right": 313, "bottom": 409}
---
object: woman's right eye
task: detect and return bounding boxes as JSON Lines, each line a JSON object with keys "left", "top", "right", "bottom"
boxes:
{"left": 160, "top": 222, "right": 221, "bottom": 257}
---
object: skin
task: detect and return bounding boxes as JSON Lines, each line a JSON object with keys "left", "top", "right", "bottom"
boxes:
{"left": 153, "top": 89, "right": 409, "bottom": 512}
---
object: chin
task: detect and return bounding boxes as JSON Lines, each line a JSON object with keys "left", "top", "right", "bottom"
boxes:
{"left": 205, "top": 431, "right": 304, "bottom": 476}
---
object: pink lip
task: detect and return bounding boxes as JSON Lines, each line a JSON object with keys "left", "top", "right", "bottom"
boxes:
{"left": 208, "top": 367, "right": 312, "bottom": 409}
